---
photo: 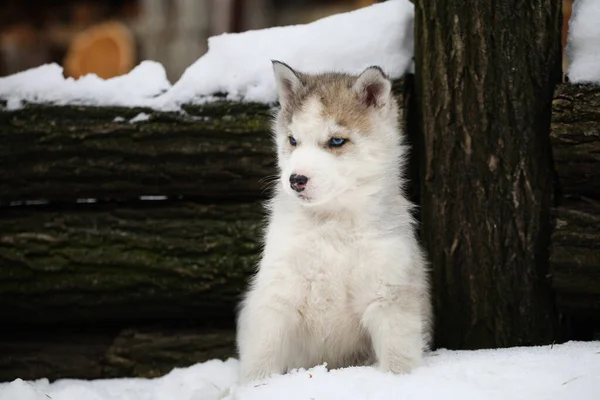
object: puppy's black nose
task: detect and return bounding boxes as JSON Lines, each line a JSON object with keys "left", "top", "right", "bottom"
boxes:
{"left": 289, "top": 174, "right": 308, "bottom": 192}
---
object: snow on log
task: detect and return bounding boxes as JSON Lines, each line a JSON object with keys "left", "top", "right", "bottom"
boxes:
{"left": 566, "top": 0, "right": 600, "bottom": 84}
{"left": 0, "top": 0, "right": 415, "bottom": 110}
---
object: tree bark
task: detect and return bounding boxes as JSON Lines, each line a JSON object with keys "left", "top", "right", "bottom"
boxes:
{"left": 551, "top": 200, "right": 600, "bottom": 317}
{"left": 0, "top": 201, "right": 263, "bottom": 325}
{"left": 414, "top": 0, "right": 562, "bottom": 348}
{"left": 0, "top": 326, "right": 236, "bottom": 382}
{"left": 0, "top": 102, "right": 275, "bottom": 204}
{"left": 552, "top": 83, "right": 600, "bottom": 199}
{"left": 0, "top": 84, "right": 409, "bottom": 204}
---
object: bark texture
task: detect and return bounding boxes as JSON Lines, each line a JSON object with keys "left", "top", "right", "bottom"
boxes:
{"left": 0, "top": 85, "right": 409, "bottom": 205}
{"left": 551, "top": 83, "right": 600, "bottom": 199}
{"left": 0, "top": 201, "right": 263, "bottom": 325}
{"left": 550, "top": 83, "right": 600, "bottom": 327}
{"left": 0, "top": 326, "right": 236, "bottom": 382}
{"left": 414, "top": 0, "right": 562, "bottom": 348}
{"left": 0, "top": 102, "right": 275, "bottom": 203}
{"left": 551, "top": 201, "right": 600, "bottom": 317}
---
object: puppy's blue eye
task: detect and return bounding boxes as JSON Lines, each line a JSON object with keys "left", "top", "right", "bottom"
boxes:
{"left": 289, "top": 136, "right": 297, "bottom": 146}
{"left": 329, "top": 137, "right": 346, "bottom": 147}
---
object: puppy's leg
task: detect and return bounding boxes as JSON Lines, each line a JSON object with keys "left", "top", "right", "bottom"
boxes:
{"left": 361, "top": 287, "right": 427, "bottom": 374}
{"left": 237, "top": 296, "right": 299, "bottom": 383}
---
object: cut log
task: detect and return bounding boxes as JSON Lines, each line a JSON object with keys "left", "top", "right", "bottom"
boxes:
{"left": 0, "top": 83, "right": 408, "bottom": 204}
{"left": 550, "top": 83, "right": 600, "bottom": 334}
{"left": 0, "top": 102, "right": 275, "bottom": 204}
{"left": 63, "top": 20, "right": 136, "bottom": 80}
{"left": 0, "top": 201, "right": 263, "bottom": 325}
{"left": 551, "top": 83, "right": 600, "bottom": 199}
{"left": 551, "top": 200, "right": 600, "bottom": 317}
{"left": 0, "top": 326, "right": 236, "bottom": 382}
{"left": 105, "top": 326, "right": 236, "bottom": 379}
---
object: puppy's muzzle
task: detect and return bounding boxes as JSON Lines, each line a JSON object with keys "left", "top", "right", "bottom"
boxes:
{"left": 289, "top": 174, "right": 308, "bottom": 192}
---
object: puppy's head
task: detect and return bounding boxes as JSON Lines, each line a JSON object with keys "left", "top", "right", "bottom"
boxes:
{"left": 271, "top": 61, "right": 402, "bottom": 208}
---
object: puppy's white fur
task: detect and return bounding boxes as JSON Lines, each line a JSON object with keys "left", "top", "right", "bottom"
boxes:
{"left": 236, "top": 61, "right": 432, "bottom": 383}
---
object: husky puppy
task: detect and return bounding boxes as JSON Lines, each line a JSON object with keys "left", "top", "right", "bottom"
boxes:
{"left": 236, "top": 61, "right": 431, "bottom": 383}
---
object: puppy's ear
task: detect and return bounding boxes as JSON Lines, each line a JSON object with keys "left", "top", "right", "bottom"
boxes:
{"left": 351, "top": 66, "right": 392, "bottom": 108}
{"left": 272, "top": 60, "right": 304, "bottom": 107}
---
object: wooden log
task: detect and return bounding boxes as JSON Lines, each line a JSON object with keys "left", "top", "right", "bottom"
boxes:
{"left": 1, "top": 77, "right": 599, "bottom": 379}
{"left": 551, "top": 83, "right": 600, "bottom": 199}
{"left": 0, "top": 81, "right": 408, "bottom": 204}
{"left": 104, "top": 326, "right": 236, "bottom": 379}
{"left": 1, "top": 81, "right": 595, "bottom": 205}
{"left": 550, "top": 200, "right": 600, "bottom": 317}
{"left": 63, "top": 20, "right": 136, "bottom": 80}
{"left": 0, "top": 201, "right": 263, "bottom": 325}
{"left": 0, "top": 102, "right": 275, "bottom": 204}
{"left": 0, "top": 326, "right": 236, "bottom": 382}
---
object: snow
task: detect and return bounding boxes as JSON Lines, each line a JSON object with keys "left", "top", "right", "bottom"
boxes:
{"left": 129, "top": 112, "right": 151, "bottom": 123}
{"left": 1, "top": 341, "right": 598, "bottom": 400}
{"left": 0, "top": 62, "right": 170, "bottom": 109}
{"left": 567, "top": 0, "right": 600, "bottom": 83}
{"left": 0, "top": 0, "right": 414, "bottom": 110}
{"left": 158, "top": 0, "right": 414, "bottom": 106}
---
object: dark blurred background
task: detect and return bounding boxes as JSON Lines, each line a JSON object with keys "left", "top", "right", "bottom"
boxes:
{"left": 0, "top": 0, "right": 381, "bottom": 82}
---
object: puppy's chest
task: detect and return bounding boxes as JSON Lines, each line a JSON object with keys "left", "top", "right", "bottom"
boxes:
{"left": 292, "top": 232, "right": 366, "bottom": 326}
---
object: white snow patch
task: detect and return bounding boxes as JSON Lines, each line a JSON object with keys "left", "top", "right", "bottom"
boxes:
{"left": 156, "top": 0, "right": 415, "bottom": 106}
{"left": 129, "top": 112, "right": 151, "bottom": 123}
{"left": 567, "top": 0, "right": 600, "bottom": 83}
{"left": 6, "top": 98, "right": 23, "bottom": 111}
{"left": 113, "top": 116, "right": 126, "bottom": 122}
{"left": 0, "top": 0, "right": 414, "bottom": 110}
{"left": 0, "top": 61, "right": 171, "bottom": 109}
{"left": 1, "top": 342, "right": 598, "bottom": 400}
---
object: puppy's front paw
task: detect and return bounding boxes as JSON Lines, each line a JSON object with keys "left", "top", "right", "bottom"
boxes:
{"left": 379, "top": 353, "right": 421, "bottom": 375}
{"left": 239, "top": 365, "right": 280, "bottom": 385}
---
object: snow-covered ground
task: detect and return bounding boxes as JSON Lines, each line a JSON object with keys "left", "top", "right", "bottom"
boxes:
{"left": 1, "top": 341, "right": 598, "bottom": 400}
{"left": 567, "top": 0, "right": 600, "bottom": 83}
{"left": 0, "top": 0, "right": 414, "bottom": 111}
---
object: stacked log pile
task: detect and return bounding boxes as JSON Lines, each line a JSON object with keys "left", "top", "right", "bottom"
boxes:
{"left": 550, "top": 84, "right": 600, "bottom": 337}
{"left": 0, "top": 81, "right": 598, "bottom": 381}
{"left": 0, "top": 102, "right": 274, "bottom": 381}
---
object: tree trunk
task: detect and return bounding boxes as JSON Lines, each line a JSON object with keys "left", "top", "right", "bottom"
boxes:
{"left": 414, "top": 0, "right": 562, "bottom": 348}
